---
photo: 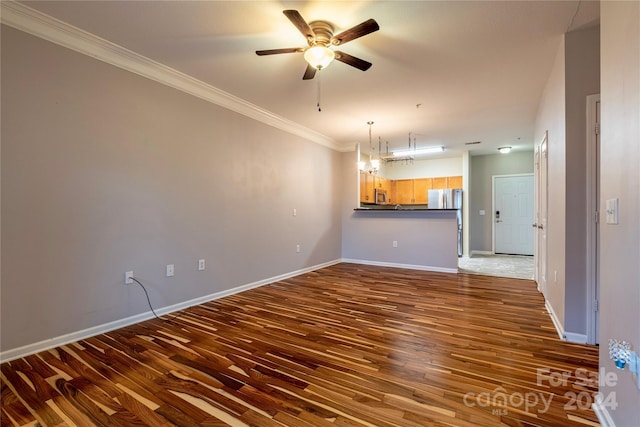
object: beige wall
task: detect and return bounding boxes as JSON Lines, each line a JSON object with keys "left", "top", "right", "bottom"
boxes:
{"left": 468, "top": 151, "right": 534, "bottom": 253}
{"left": 599, "top": 1, "right": 640, "bottom": 424}
{"left": 534, "top": 38, "right": 567, "bottom": 329}
{"left": 1, "top": 26, "right": 342, "bottom": 352}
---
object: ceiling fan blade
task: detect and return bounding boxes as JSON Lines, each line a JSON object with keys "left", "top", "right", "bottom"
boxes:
{"left": 302, "top": 64, "right": 317, "bottom": 80}
{"left": 331, "top": 19, "right": 379, "bottom": 46}
{"left": 256, "top": 47, "right": 303, "bottom": 56}
{"left": 283, "top": 10, "right": 315, "bottom": 45}
{"left": 334, "top": 51, "right": 372, "bottom": 71}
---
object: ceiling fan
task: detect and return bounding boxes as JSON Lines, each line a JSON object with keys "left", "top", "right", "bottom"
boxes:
{"left": 256, "top": 10, "right": 379, "bottom": 80}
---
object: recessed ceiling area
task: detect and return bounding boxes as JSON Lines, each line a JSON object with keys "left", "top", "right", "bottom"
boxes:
{"left": 22, "top": 0, "right": 600, "bottom": 156}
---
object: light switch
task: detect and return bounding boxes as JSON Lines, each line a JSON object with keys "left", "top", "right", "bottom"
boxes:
{"left": 606, "top": 198, "right": 619, "bottom": 224}
{"left": 479, "top": 210, "right": 486, "bottom": 216}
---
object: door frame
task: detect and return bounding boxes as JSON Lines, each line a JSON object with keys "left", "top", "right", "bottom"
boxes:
{"left": 586, "top": 94, "right": 600, "bottom": 345}
{"left": 491, "top": 173, "right": 535, "bottom": 254}
{"left": 535, "top": 131, "right": 549, "bottom": 297}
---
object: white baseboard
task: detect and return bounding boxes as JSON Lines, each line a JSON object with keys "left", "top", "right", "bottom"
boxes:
{"left": 470, "top": 250, "right": 494, "bottom": 256}
{"left": 545, "top": 300, "right": 565, "bottom": 340}
{"left": 543, "top": 300, "right": 588, "bottom": 344}
{"left": 592, "top": 401, "right": 616, "bottom": 427}
{"left": 341, "top": 258, "right": 458, "bottom": 274}
{"left": 563, "top": 332, "right": 588, "bottom": 344}
{"left": 0, "top": 259, "right": 341, "bottom": 363}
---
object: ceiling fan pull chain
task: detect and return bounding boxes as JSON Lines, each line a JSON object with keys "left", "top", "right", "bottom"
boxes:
{"left": 317, "top": 72, "right": 322, "bottom": 112}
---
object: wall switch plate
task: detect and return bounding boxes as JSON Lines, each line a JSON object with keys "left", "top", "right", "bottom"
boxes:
{"left": 393, "top": 241, "right": 398, "bottom": 248}
{"left": 198, "top": 259, "right": 205, "bottom": 271}
{"left": 293, "top": 208, "right": 297, "bottom": 217}
{"left": 479, "top": 210, "right": 486, "bottom": 216}
{"left": 125, "top": 271, "right": 133, "bottom": 285}
{"left": 166, "top": 264, "right": 174, "bottom": 277}
{"left": 296, "top": 244, "right": 301, "bottom": 253}
{"left": 606, "top": 198, "right": 619, "bottom": 224}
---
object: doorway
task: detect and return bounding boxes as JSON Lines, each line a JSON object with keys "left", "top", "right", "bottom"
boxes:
{"left": 535, "top": 132, "right": 549, "bottom": 298}
{"left": 586, "top": 94, "right": 600, "bottom": 345}
{"left": 493, "top": 174, "right": 535, "bottom": 255}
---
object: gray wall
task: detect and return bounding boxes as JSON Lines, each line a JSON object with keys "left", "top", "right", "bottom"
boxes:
{"left": 564, "top": 25, "right": 600, "bottom": 335}
{"left": 342, "top": 152, "right": 458, "bottom": 270}
{"left": 533, "top": 25, "right": 600, "bottom": 338}
{"left": 1, "top": 26, "right": 342, "bottom": 352}
{"left": 534, "top": 39, "right": 567, "bottom": 332}
{"left": 468, "top": 151, "right": 534, "bottom": 253}
{"left": 599, "top": 2, "right": 640, "bottom": 424}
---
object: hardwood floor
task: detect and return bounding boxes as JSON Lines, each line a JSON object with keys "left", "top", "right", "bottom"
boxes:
{"left": 1, "top": 263, "right": 600, "bottom": 426}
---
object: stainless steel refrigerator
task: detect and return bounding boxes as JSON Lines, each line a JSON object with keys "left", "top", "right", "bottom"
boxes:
{"left": 428, "top": 189, "right": 463, "bottom": 256}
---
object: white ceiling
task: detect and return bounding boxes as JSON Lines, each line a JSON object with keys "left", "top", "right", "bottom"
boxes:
{"left": 22, "top": 0, "right": 599, "bottom": 157}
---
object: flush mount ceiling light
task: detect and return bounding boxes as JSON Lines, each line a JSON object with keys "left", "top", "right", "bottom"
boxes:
{"left": 392, "top": 146, "right": 445, "bottom": 157}
{"left": 498, "top": 146, "right": 512, "bottom": 154}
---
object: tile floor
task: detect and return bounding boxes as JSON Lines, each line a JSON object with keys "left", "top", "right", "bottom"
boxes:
{"left": 458, "top": 253, "right": 535, "bottom": 280}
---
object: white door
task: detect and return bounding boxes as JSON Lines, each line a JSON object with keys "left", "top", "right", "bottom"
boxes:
{"left": 494, "top": 175, "right": 534, "bottom": 255}
{"left": 536, "top": 133, "right": 549, "bottom": 297}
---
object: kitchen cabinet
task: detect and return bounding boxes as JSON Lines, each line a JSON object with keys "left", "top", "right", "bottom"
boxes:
{"left": 432, "top": 177, "right": 448, "bottom": 190}
{"left": 413, "top": 178, "right": 431, "bottom": 204}
{"left": 360, "top": 174, "right": 463, "bottom": 205}
{"left": 377, "top": 176, "right": 391, "bottom": 204}
{"left": 394, "top": 179, "right": 415, "bottom": 204}
{"left": 447, "top": 175, "right": 463, "bottom": 189}
{"left": 360, "top": 172, "right": 375, "bottom": 203}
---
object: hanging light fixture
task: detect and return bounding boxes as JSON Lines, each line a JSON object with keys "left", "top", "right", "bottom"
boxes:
{"left": 498, "top": 146, "right": 512, "bottom": 154}
{"left": 358, "top": 121, "right": 379, "bottom": 174}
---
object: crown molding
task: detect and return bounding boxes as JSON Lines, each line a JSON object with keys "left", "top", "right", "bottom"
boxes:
{"left": 0, "top": 1, "right": 340, "bottom": 150}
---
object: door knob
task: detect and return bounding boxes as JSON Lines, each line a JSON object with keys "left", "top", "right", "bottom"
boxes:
{"left": 532, "top": 223, "right": 538, "bottom": 228}
{"left": 538, "top": 224, "right": 544, "bottom": 230}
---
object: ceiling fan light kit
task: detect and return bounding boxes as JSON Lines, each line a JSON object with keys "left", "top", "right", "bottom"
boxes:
{"left": 303, "top": 45, "right": 335, "bottom": 70}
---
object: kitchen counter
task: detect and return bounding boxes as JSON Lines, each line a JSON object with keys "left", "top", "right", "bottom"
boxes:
{"left": 354, "top": 207, "right": 458, "bottom": 211}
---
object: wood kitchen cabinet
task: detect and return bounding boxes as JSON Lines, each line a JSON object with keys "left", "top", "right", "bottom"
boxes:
{"left": 360, "top": 171, "right": 375, "bottom": 203}
{"left": 360, "top": 174, "right": 463, "bottom": 205}
{"left": 432, "top": 177, "right": 448, "bottom": 190}
{"left": 376, "top": 176, "right": 391, "bottom": 204}
{"left": 447, "top": 175, "right": 463, "bottom": 189}
{"left": 394, "top": 179, "right": 415, "bottom": 204}
{"left": 413, "top": 178, "right": 431, "bottom": 204}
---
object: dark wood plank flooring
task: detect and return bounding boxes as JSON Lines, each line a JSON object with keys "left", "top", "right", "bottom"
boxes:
{"left": 1, "top": 263, "right": 600, "bottom": 426}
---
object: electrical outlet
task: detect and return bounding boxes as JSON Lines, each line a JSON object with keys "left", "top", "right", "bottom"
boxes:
{"left": 293, "top": 208, "right": 297, "bottom": 217}
{"left": 166, "top": 264, "right": 174, "bottom": 277}
{"left": 125, "top": 271, "right": 133, "bottom": 285}
{"left": 296, "top": 244, "right": 301, "bottom": 253}
{"left": 198, "top": 259, "right": 205, "bottom": 271}
{"left": 393, "top": 240, "right": 398, "bottom": 248}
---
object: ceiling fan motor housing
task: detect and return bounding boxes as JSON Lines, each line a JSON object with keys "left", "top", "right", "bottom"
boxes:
{"left": 308, "top": 21, "right": 334, "bottom": 47}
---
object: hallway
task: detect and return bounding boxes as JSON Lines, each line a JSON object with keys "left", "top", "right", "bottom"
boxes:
{"left": 458, "top": 254, "right": 534, "bottom": 280}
